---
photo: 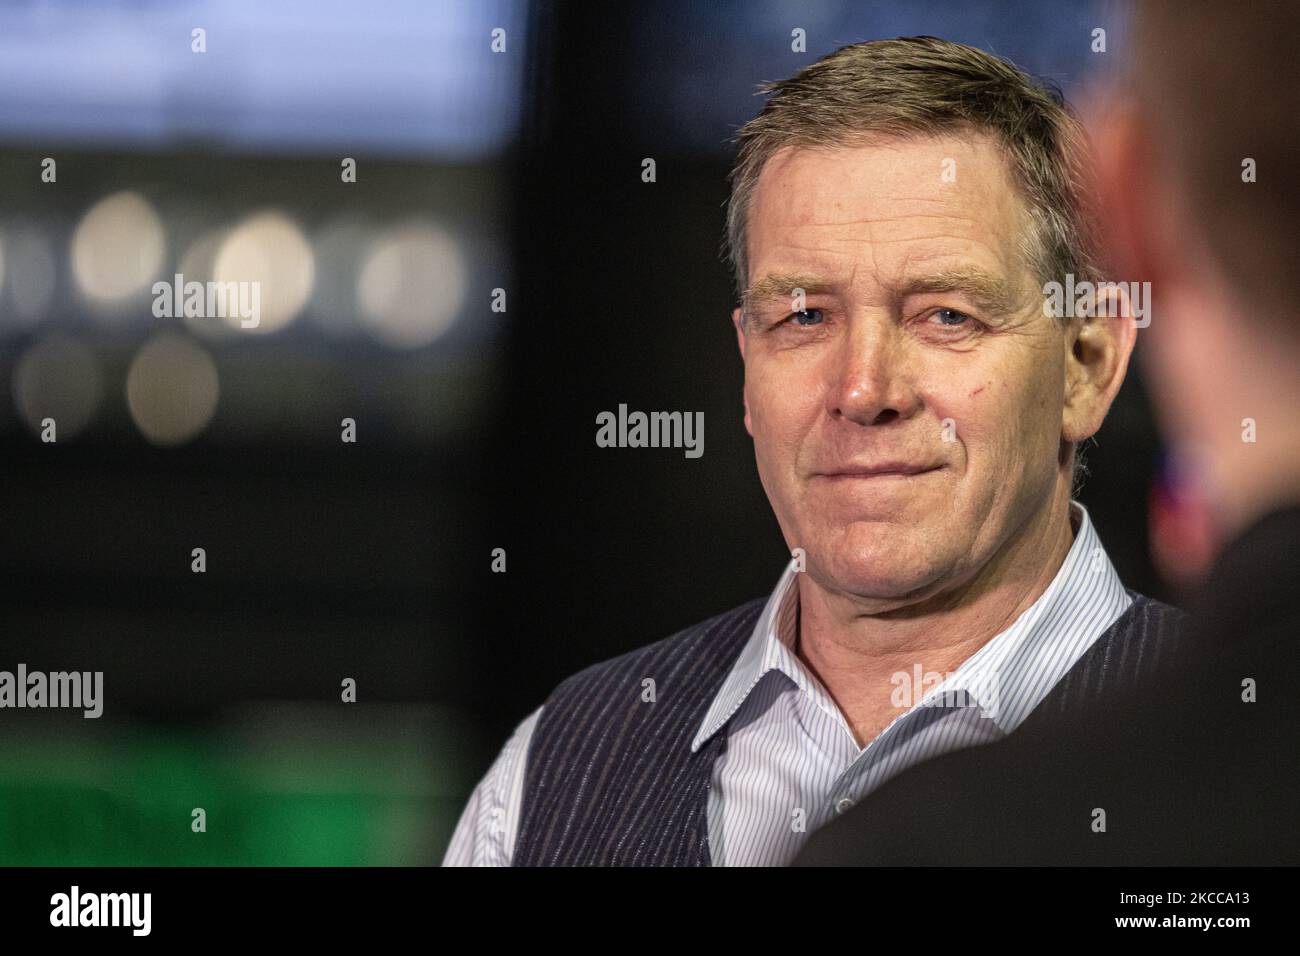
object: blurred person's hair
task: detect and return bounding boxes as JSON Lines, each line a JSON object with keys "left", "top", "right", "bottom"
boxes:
{"left": 721, "top": 35, "right": 1105, "bottom": 314}
{"left": 1131, "top": 1, "right": 1300, "bottom": 337}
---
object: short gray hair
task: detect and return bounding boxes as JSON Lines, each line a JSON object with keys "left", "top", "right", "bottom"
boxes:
{"left": 721, "top": 36, "right": 1104, "bottom": 312}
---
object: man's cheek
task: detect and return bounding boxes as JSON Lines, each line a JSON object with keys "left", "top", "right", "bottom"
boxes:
{"left": 749, "top": 381, "right": 807, "bottom": 443}
{"left": 931, "top": 377, "right": 1028, "bottom": 455}
{"left": 962, "top": 386, "right": 1051, "bottom": 481}
{"left": 923, "top": 390, "right": 982, "bottom": 454}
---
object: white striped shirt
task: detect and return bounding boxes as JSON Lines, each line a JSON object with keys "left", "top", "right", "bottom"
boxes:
{"left": 443, "top": 500, "right": 1131, "bottom": 866}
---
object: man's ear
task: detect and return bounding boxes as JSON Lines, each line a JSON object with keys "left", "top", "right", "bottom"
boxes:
{"left": 1062, "top": 299, "right": 1136, "bottom": 445}
{"left": 731, "top": 306, "right": 753, "bottom": 437}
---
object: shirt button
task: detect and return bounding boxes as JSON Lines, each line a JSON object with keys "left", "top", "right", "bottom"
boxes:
{"left": 835, "top": 797, "right": 854, "bottom": 814}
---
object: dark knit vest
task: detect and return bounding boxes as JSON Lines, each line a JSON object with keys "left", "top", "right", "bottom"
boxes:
{"left": 512, "top": 591, "right": 1184, "bottom": 866}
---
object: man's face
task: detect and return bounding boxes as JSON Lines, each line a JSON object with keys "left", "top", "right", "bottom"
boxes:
{"left": 733, "top": 132, "right": 1071, "bottom": 607}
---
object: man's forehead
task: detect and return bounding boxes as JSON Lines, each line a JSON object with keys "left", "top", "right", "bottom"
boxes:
{"left": 746, "top": 134, "right": 1031, "bottom": 295}
{"left": 756, "top": 131, "right": 1017, "bottom": 200}
{"left": 750, "top": 135, "right": 1025, "bottom": 241}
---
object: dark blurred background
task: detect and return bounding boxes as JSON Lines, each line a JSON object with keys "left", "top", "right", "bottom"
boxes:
{"left": 0, "top": 0, "right": 1164, "bottom": 865}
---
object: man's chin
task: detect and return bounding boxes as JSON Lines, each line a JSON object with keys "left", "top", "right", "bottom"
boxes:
{"left": 810, "top": 557, "right": 950, "bottom": 608}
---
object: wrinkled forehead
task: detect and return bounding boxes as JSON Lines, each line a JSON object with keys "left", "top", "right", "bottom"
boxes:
{"left": 746, "top": 133, "right": 1034, "bottom": 295}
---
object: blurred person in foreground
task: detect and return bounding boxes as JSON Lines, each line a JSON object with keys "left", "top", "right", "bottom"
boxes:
{"left": 445, "top": 36, "right": 1182, "bottom": 867}
{"left": 795, "top": 1, "right": 1300, "bottom": 866}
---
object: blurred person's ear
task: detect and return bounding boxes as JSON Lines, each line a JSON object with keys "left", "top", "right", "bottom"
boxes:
{"left": 1091, "top": 96, "right": 1174, "bottom": 294}
{"left": 1090, "top": 94, "right": 1229, "bottom": 324}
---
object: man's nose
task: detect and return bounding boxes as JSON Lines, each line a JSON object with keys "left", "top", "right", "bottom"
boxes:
{"left": 824, "top": 318, "right": 921, "bottom": 427}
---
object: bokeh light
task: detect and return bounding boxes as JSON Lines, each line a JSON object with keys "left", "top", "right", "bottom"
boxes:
{"left": 125, "top": 332, "right": 220, "bottom": 446}
{"left": 357, "top": 221, "right": 467, "bottom": 349}
{"left": 71, "top": 191, "right": 166, "bottom": 308}
{"left": 213, "top": 211, "right": 315, "bottom": 335}
{"left": 12, "top": 335, "right": 104, "bottom": 440}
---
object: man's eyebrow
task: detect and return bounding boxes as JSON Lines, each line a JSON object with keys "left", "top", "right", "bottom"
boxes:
{"left": 896, "top": 269, "right": 1023, "bottom": 316}
{"left": 741, "top": 268, "right": 1026, "bottom": 320}
{"left": 741, "top": 274, "right": 837, "bottom": 314}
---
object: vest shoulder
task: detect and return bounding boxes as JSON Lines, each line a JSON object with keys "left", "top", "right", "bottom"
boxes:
{"left": 1085, "top": 590, "right": 1189, "bottom": 675}
{"left": 1020, "top": 590, "right": 1188, "bottom": 732}
{"left": 1120, "top": 591, "right": 1188, "bottom": 634}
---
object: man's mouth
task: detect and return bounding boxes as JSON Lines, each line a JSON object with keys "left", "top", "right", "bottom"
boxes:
{"left": 815, "top": 462, "right": 944, "bottom": 480}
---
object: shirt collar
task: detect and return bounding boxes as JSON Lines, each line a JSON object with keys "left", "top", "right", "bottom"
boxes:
{"left": 690, "top": 500, "right": 1131, "bottom": 752}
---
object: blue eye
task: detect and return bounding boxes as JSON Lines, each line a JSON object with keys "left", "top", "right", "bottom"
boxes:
{"left": 935, "top": 308, "right": 970, "bottom": 326}
{"left": 790, "top": 308, "right": 824, "bottom": 326}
